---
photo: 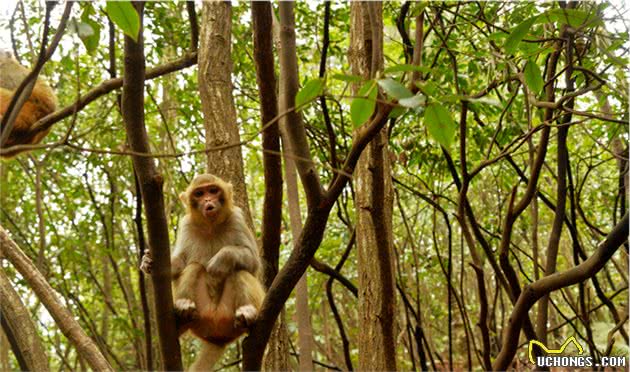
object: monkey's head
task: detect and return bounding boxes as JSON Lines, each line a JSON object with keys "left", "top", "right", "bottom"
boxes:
{"left": 181, "top": 174, "right": 234, "bottom": 225}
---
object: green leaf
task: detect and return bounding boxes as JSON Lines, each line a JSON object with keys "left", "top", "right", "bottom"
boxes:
{"left": 295, "top": 78, "right": 324, "bottom": 108}
{"left": 350, "top": 80, "right": 377, "bottom": 127}
{"left": 398, "top": 95, "right": 425, "bottom": 108}
{"left": 388, "top": 106, "right": 406, "bottom": 119}
{"left": 383, "top": 64, "right": 431, "bottom": 74}
{"left": 77, "top": 19, "right": 100, "bottom": 54}
{"left": 377, "top": 78, "right": 413, "bottom": 100}
{"left": 439, "top": 94, "right": 466, "bottom": 103}
{"left": 424, "top": 103, "right": 456, "bottom": 148}
{"left": 80, "top": 5, "right": 101, "bottom": 54}
{"left": 106, "top": 1, "right": 140, "bottom": 42}
{"left": 416, "top": 81, "right": 438, "bottom": 97}
{"left": 332, "top": 73, "right": 363, "bottom": 83}
{"left": 468, "top": 97, "right": 501, "bottom": 106}
{"left": 542, "top": 8, "right": 600, "bottom": 28}
{"left": 504, "top": 16, "right": 538, "bottom": 55}
{"left": 524, "top": 59, "right": 543, "bottom": 94}
{"left": 488, "top": 31, "right": 508, "bottom": 41}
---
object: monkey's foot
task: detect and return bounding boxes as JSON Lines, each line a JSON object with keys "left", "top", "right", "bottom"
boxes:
{"left": 234, "top": 305, "right": 258, "bottom": 329}
{"left": 174, "top": 299, "right": 199, "bottom": 322}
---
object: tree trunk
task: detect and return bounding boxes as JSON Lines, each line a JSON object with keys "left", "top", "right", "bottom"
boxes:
{"left": 251, "top": 2, "right": 291, "bottom": 370}
{"left": 282, "top": 138, "right": 314, "bottom": 372}
{"left": 349, "top": 3, "right": 397, "bottom": 370}
{"left": 274, "top": 3, "right": 315, "bottom": 369}
{"left": 0, "top": 266, "right": 49, "bottom": 371}
{"left": 241, "top": 3, "right": 392, "bottom": 368}
{"left": 121, "top": 4, "right": 182, "bottom": 370}
{"left": 198, "top": 1, "right": 252, "bottom": 226}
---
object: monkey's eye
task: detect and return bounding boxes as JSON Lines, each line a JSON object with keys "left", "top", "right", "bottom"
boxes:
{"left": 193, "top": 190, "right": 204, "bottom": 198}
{"left": 208, "top": 186, "right": 219, "bottom": 194}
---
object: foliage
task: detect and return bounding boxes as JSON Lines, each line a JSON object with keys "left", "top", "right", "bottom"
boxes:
{"left": 0, "top": 1, "right": 628, "bottom": 370}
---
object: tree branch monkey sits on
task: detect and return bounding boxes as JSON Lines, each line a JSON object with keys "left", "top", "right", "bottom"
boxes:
{"left": 140, "top": 174, "right": 264, "bottom": 371}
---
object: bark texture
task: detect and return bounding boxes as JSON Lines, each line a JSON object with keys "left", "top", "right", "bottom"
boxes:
{"left": 198, "top": 1, "right": 252, "bottom": 226}
{"left": 275, "top": 4, "right": 315, "bottom": 369}
{"left": 251, "top": 2, "right": 291, "bottom": 370}
{"left": 0, "top": 266, "right": 49, "bottom": 371}
{"left": 350, "top": 3, "right": 397, "bottom": 371}
{"left": 241, "top": 4, "right": 392, "bottom": 367}
{"left": 121, "top": 4, "right": 182, "bottom": 370}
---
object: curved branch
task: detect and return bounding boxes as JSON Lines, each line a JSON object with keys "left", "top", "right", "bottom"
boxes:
{"left": 0, "top": 225, "right": 113, "bottom": 371}
{"left": 310, "top": 258, "right": 358, "bottom": 296}
{"left": 28, "top": 52, "right": 197, "bottom": 138}
{"left": 493, "top": 212, "right": 629, "bottom": 370}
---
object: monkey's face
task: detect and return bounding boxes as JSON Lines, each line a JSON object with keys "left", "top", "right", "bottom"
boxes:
{"left": 190, "top": 184, "right": 225, "bottom": 220}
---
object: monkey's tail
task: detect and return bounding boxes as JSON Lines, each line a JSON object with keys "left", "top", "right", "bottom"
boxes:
{"left": 189, "top": 342, "right": 226, "bottom": 372}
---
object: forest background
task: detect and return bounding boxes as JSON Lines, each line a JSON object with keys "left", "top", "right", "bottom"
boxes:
{"left": 0, "top": 1, "right": 628, "bottom": 371}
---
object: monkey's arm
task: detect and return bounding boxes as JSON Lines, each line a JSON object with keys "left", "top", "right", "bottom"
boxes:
{"left": 171, "top": 254, "right": 186, "bottom": 278}
{"left": 206, "top": 245, "right": 259, "bottom": 278}
{"left": 170, "top": 219, "right": 193, "bottom": 277}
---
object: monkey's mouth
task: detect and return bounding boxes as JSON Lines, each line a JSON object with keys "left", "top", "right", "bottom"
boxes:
{"left": 203, "top": 204, "right": 217, "bottom": 218}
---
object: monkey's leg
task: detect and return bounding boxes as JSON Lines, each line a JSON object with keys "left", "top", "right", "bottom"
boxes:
{"left": 173, "top": 262, "right": 205, "bottom": 300}
{"left": 172, "top": 263, "right": 205, "bottom": 334}
{"left": 191, "top": 271, "right": 263, "bottom": 342}
{"left": 223, "top": 271, "right": 265, "bottom": 330}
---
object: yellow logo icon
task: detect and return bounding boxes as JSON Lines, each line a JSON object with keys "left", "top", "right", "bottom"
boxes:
{"left": 528, "top": 336, "right": 584, "bottom": 364}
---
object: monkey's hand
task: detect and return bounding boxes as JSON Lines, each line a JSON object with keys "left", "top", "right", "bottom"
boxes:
{"left": 206, "top": 250, "right": 235, "bottom": 279}
{"left": 140, "top": 252, "right": 152, "bottom": 274}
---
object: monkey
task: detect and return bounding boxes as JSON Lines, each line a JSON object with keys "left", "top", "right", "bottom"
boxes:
{"left": 0, "top": 51, "right": 58, "bottom": 157}
{"left": 140, "top": 174, "right": 265, "bottom": 371}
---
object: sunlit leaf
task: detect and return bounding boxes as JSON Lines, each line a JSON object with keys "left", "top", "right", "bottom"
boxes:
{"left": 524, "top": 59, "right": 543, "bottom": 94}
{"left": 542, "top": 8, "right": 601, "bottom": 28}
{"left": 377, "top": 78, "right": 412, "bottom": 100}
{"left": 424, "top": 103, "right": 456, "bottom": 148}
{"left": 398, "top": 95, "right": 425, "bottom": 108}
{"left": 389, "top": 106, "right": 407, "bottom": 118}
{"left": 106, "top": 1, "right": 140, "bottom": 42}
{"left": 350, "top": 80, "right": 377, "bottom": 127}
{"left": 295, "top": 78, "right": 324, "bottom": 108}
{"left": 332, "top": 73, "right": 363, "bottom": 83}
{"left": 504, "top": 16, "right": 538, "bottom": 54}
{"left": 383, "top": 64, "right": 431, "bottom": 74}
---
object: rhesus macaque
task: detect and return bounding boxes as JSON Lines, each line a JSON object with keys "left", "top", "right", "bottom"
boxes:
{"left": 141, "top": 174, "right": 265, "bottom": 371}
{"left": 0, "top": 52, "right": 58, "bottom": 157}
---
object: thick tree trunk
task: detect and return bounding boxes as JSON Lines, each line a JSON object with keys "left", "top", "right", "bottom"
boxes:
{"left": 121, "top": 4, "right": 182, "bottom": 370}
{"left": 0, "top": 266, "right": 49, "bottom": 371}
{"left": 251, "top": 2, "right": 291, "bottom": 370}
{"left": 198, "top": 1, "right": 252, "bottom": 226}
{"left": 349, "top": 3, "right": 397, "bottom": 371}
{"left": 242, "top": 4, "right": 392, "bottom": 368}
{"left": 0, "top": 226, "right": 113, "bottom": 371}
{"left": 274, "top": 3, "right": 315, "bottom": 369}
{"left": 282, "top": 140, "right": 314, "bottom": 371}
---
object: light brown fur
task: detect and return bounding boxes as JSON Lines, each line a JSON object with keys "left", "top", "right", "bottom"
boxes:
{"left": 141, "top": 174, "right": 264, "bottom": 371}
{"left": 0, "top": 54, "right": 57, "bottom": 157}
